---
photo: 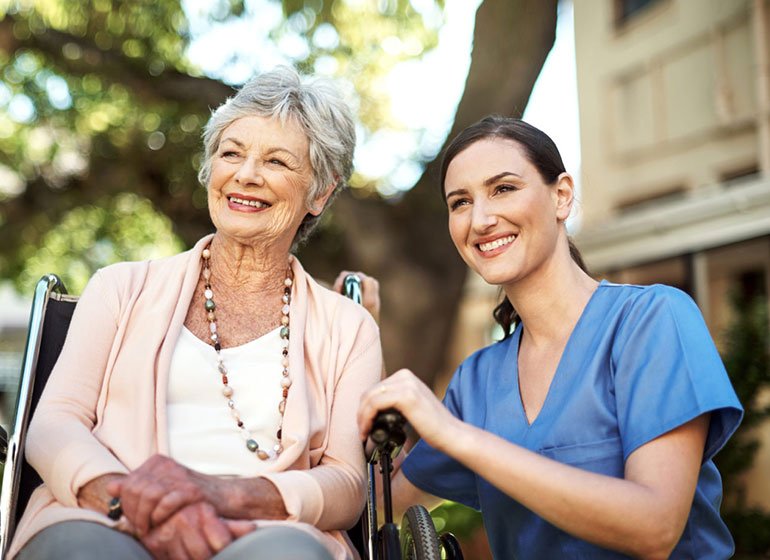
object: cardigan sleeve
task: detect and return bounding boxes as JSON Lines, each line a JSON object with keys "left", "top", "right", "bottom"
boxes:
{"left": 25, "top": 269, "right": 130, "bottom": 507}
{"left": 260, "top": 311, "right": 383, "bottom": 530}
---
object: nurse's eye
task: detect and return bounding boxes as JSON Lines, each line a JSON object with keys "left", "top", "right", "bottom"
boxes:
{"left": 494, "top": 184, "right": 517, "bottom": 195}
{"left": 448, "top": 198, "right": 471, "bottom": 211}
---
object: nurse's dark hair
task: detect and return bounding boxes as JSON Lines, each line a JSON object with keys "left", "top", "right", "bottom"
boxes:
{"left": 439, "top": 115, "right": 590, "bottom": 338}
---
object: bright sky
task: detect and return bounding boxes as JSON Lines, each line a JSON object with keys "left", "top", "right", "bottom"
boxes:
{"left": 185, "top": 0, "right": 581, "bottom": 205}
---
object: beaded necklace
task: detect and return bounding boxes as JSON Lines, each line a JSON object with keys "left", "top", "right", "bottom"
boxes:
{"left": 200, "top": 245, "right": 292, "bottom": 460}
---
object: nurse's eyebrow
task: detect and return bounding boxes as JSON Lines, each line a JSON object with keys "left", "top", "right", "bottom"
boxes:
{"left": 444, "top": 188, "right": 468, "bottom": 201}
{"left": 484, "top": 171, "right": 522, "bottom": 186}
{"left": 444, "top": 171, "right": 523, "bottom": 201}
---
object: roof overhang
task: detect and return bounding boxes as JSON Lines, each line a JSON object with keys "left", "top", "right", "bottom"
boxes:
{"left": 575, "top": 176, "right": 770, "bottom": 271}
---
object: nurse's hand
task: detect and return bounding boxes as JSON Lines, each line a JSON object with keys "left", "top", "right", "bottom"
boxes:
{"left": 357, "top": 369, "right": 458, "bottom": 450}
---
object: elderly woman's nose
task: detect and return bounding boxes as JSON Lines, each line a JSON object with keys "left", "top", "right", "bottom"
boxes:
{"left": 234, "top": 157, "right": 265, "bottom": 186}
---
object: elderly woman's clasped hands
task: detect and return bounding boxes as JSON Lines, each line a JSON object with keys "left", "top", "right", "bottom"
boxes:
{"left": 105, "top": 456, "right": 255, "bottom": 558}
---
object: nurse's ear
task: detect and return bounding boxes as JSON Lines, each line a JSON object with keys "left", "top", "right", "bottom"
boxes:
{"left": 552, "top": 172, "right": 575, "bottom": 223}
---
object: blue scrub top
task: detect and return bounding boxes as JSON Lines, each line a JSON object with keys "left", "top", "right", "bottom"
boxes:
{"left": 402, "top": 281, "right": 743, "bottom": 559}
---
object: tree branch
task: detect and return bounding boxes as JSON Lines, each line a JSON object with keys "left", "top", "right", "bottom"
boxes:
{"left": 0, "top": 15, "right": 234, "bottom": 109}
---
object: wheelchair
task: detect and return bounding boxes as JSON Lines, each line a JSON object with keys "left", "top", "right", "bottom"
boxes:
{"left": 0, "top": 273, "right": 462, "bottom": 559}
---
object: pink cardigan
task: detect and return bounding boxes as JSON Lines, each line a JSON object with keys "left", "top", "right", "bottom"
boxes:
{"left": 9, "top": 235, "right": 383, "bottom": 559}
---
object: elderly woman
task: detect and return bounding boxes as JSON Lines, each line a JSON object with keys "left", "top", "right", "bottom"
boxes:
{"left": 9, "top": 66, "right": 382, "bottom": 560}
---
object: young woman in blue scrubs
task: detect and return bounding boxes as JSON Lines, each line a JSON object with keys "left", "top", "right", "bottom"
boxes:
{"left": 357, "top": 116, "right": 743, "bottom": 559}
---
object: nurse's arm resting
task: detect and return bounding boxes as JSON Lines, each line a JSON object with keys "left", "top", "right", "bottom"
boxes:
{"left": 358, "top": 369, "right": 709, "bottom": 560}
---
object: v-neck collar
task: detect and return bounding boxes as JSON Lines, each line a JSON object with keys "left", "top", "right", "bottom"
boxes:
{"left": 506, "top": 279, "right": 607, "bottom": 429}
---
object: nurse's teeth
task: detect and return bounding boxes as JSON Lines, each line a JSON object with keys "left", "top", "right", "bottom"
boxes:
{"left": 479, "top": 235, "right": 516, "bottom": 252}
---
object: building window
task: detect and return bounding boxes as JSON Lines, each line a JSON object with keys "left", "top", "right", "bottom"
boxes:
{"left": 615, "top": 0, "right": 663, "bottom": 26}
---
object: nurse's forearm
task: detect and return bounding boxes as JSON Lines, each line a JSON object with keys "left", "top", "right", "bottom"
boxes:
{"left": 433, "top": 414, "right": 707, "bottom": 559}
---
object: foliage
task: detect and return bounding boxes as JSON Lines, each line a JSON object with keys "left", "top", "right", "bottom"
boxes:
{"left": 715, "top": 291, "right": 770, "bottom": 498}
{"left": 430, "top": 500, "right": 483, "bottom": 541}
{"left": 0, "top": 0, "right": 443, "bottom": 288}
{"left": 715, "top": 290, "right": 770, "bottom": 556}
{"left": 723, "top": 508, "right": 770, "bottom": 557}
{"left": 16, "top": 192, "right": 184, "bottom": 294}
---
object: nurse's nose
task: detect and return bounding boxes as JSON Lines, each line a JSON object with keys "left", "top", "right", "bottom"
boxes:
{"left": 234, "top": 157, "right": 265, "bottom": 187}
{"left": 471, "top": 200, "right": 498, "bottom": 233}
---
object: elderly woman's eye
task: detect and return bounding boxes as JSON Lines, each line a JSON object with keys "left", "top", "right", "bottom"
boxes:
{"left": 269, "top": 158, "right": 287, "bottom": 167}
{"left": 221, "top": 150, "right": 239, "bottom": 158}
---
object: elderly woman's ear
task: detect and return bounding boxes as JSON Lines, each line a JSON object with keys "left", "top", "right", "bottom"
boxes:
{"left": 308, "top": 181, "right": 338, "bottom": 216}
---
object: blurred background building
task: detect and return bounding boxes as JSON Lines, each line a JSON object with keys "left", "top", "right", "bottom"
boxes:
{"left": 573, "top": 0, "right": 770, "bottom": 509}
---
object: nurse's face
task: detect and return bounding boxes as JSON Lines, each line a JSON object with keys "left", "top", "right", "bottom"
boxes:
{"left": 443, "top": 138, "right": 572, "bottom": 288}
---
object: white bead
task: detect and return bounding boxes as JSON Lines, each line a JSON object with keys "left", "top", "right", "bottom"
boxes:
{"left": 281, "top": 357, "right": 289, "bottom": 367}
{"left": 209, "top": 322, "right": 217, "bottom": 333}
{"left": 284, "top": 278, "right": 292, "bottom": 287}
{"left": 223, "top": 386, "right": 233, "bottom": 397}
{"left": 282, "top": 304, "right": 290, "bottom": 315}
{"left": 281, "top": 376, "right": 292, "bottom": 388}
{"left": 204, "top": 289, "right": 213, "bottom": 299}
{"left": 202, "top": 248, "right": 211, "bottom": 259}
{"left": 228, "top": 400, "right": 235, "bottom": 408}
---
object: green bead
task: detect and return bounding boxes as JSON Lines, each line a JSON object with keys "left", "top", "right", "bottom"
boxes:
{"left": 280, "top": 326, "right": 290, "bottom": 339}
{"left": 205, "top": 299, "right": 216, "bottom": 311}
{"left": 246, "top": 439, "right": 259, "bottom": 452}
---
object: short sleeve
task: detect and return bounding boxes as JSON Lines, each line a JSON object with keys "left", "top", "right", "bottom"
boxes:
{"left": 612, "top": 285, "right": 743, "bottom": 462}
{"left": 401, "top": 362, "right": 481, "bottom": 510}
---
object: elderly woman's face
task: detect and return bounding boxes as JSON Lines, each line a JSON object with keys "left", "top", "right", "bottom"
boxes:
{"left": 208, "top": 115, "right": 322, "bottom": 248}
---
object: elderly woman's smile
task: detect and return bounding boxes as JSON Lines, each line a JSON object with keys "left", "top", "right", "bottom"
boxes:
{"left": 227, "top": 194, "right": 271, "bottom": 210}
{"left": 208, "top": 114, "right": 316, "bottom": 246}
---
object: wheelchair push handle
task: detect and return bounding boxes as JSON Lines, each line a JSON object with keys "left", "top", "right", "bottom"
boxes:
{"left": 366, "top": 408, "right": 407, "bottom": 463}
{"left": 341, "top": 273, "right": 363, "bottom": 305}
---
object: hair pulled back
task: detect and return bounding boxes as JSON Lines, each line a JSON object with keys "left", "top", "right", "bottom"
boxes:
{"left": 439, "top": 115, "right": 590, "bottom": 338}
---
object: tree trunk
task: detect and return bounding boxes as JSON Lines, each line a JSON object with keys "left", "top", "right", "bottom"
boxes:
{"left": 299, "top": 0, "right": 558, "bottom": 384}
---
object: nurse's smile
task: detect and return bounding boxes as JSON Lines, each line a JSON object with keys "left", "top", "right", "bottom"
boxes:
{"left": 476, "top": 233, "right": 518, "bottom": 257}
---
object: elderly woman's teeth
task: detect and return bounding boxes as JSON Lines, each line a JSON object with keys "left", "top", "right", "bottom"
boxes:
{"left": 479, "top": 235, "right": 516, "bottom": 252}
{"left": 229, "top": 196, "right": 268, "bottom": 208}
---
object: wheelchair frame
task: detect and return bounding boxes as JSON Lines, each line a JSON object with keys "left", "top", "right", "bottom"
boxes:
{"left": 0, "top": 273, "right": 462, "bottom": 560}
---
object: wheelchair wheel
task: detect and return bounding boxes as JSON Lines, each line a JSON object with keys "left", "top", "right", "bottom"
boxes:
{"left": 439, "top": 533, "right": 464, "bottom": 560}
{"left": 400, "top": 505, "right": 440, "bottom": 560}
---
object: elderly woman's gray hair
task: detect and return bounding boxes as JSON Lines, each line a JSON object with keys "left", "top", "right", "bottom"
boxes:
{"left": 198, "top": 66, "right": 356, "bottom": 245}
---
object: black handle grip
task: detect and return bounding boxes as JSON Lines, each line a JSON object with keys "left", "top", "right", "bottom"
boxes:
{"left": 366, "top": 408, "right": 406, "bottom": 463}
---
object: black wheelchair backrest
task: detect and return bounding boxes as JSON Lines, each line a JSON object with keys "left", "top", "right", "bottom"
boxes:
{"left": 0, "top": 275, "right": 77, "bottom": 557}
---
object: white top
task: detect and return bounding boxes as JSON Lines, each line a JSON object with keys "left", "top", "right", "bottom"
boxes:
{"left": 167, "top": 326, "right": 284, "bottom": 476}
